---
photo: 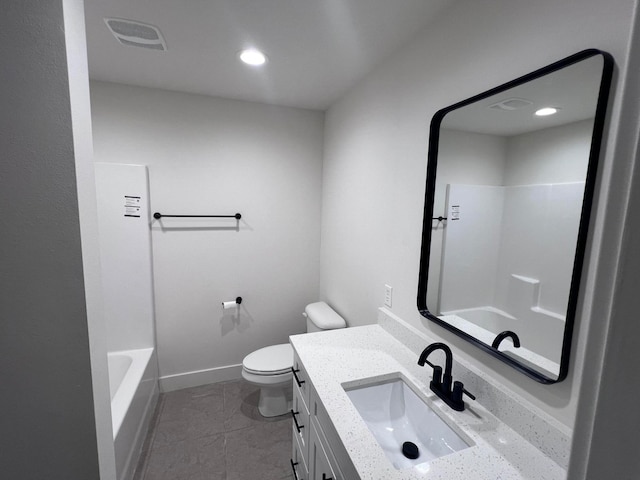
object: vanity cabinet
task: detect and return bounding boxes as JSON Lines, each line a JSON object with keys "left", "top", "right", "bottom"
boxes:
{"left": 291, "top": 350, "right": 358, "bottom": 480}
{"left": 291, "top": 361, "right": 310, "bottom": 479}
{"left": 289, "top": 324, "right": 569, "bottom": 480}
{"left": 292, "top": 432, "right": 309, "bottom": 480}
{"left": 309, "top": 421, "right": 338, "bottom": 480}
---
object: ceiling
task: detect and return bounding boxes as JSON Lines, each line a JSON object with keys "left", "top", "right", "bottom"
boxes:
{"left": 442, "top": 54, "right": 605, "bottom": 136}
{"left": 84, "top": 0, "right": 454, "bottom": 110}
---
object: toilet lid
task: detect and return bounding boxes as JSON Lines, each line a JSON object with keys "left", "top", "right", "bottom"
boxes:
{"left": 243, "top": 343, "right": 293, "bottom": 375}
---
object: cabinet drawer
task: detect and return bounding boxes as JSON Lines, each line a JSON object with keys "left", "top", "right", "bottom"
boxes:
{"left": 291, "top": 427, "right": 309, "bottom": 480}
{"left": 293, "top": 350, "right": 310, "bottom": 407}
{"left": 292, "top": 381, "right": 310, "bottom": 466}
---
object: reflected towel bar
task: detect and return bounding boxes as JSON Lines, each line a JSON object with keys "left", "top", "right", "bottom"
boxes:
{"left": 153, "top": 212, "right": 241, "bottom": 220}
{"left": 432, "top": 216, "right": 447, "bottom": 222}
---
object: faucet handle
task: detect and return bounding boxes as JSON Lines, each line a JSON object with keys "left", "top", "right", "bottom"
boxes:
{"left": 451, "top": 381, "right": 475, "bottom": 411}
{"left": 431, "top": 365, "right": 442, "bottom": 389}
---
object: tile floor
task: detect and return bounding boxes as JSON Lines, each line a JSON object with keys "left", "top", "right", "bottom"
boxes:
{"left": 133, "top": 380, "right": 293, "bottom": 480}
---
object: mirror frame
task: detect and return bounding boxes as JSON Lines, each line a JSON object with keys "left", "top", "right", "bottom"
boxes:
{"left": 417, "top": 49, "right": 614, "bottom": 384}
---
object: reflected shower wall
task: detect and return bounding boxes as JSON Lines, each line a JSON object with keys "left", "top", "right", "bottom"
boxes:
{"left": 439, "top": 181, "right": 584, "bottom": 368}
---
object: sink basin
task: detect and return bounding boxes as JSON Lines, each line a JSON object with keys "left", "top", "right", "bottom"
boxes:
{"left": 344, "top": 375, "right": 471, "bottom": 471}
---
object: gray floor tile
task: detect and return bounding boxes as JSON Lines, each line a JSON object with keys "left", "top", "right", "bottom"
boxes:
{"left": 225, "top": 418, "right": 292, "bottom": 480}
{"left": 144, "top": 433, "right": 225, "bottom": 480}
{"left": 135, "top": 379, "right": 295, "bottom": 480}
{"left": 153, "top": 410, "right": 226, "bottom": 447}
{"left": 223, "top": 379, "right": 288, "bottom": 432}
{"left": 162, "top": 382, "right": 225, "bottom": 420}
{"left": 153, "top": 383, "right": 227, "bottom": 447}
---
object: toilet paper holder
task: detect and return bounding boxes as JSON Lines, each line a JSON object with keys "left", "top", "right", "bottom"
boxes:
{"left": 222, "top": 297, "right": 242, "bottom": 309}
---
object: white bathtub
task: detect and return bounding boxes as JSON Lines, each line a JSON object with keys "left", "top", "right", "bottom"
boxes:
{"left": 439, "top": 307, "right": 560, "bottom": 377}
{"left": 108, "top": 348, "right": 159, "bottom": 480}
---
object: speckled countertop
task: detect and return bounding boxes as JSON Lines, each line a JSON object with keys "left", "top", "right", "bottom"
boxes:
{"left": 290, "top": 325, "right": 566, "bottom": 480}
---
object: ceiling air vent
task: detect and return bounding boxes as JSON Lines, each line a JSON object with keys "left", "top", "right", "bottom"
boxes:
{"left": 488, "top": 98, "right": 533, "bottom": 111}
{"left": 104, "top": 18, "right": 167, "bottom": 51}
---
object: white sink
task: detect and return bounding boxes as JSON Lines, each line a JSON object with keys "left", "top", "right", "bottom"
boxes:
{"left": 344, "top": 375, "right": 471, "bottom": 471}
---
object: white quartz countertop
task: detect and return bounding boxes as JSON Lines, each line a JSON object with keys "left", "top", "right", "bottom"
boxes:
{"left": 290, "top": 325, "right": 566, "bottom": 480}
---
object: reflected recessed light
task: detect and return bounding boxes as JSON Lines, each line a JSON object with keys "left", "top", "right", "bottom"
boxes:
{"left": 239, "top": 49, "right": 267, "bottom": 66}
{"left": 535, "top": 107, "right": 559, "bottom": 116}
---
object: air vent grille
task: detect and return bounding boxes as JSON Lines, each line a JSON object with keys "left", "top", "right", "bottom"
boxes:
{"left": 488, "top": 98, "right": 533, "bottom": 111}
{"left": 104, "top": 18, "right": 167, "bottom": 51}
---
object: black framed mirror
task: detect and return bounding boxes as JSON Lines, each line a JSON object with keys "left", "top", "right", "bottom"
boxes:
{"left": 417, "top": 49, "right": 614, "bottom": 383}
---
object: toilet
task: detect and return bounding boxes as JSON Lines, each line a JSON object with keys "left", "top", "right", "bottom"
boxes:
{"left": 241, "top": 301, "right": 346, "bottom": 417}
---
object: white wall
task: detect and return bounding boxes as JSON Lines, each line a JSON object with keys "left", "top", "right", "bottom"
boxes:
{"left": 435, "top": 121, "right": 592, "bottom": 314}
{"left": 65, "top": 2, "right": 117, "bottom": 477}
{"left": 495, "top": 183, "right": 584, "bottom": 317}
{"left": 569, "top": 4, "right": 640, "bottom": 477}
{"left": 438, "top": 121, "right": 592, "bottom": 314}
{"left": 505, "top": 120, "right": 593, "bottom": 185}
{"left": 440, "top": 182, "right": 583, "bottom": 366}
{"left": 439, "top": 185, "right": 504, "bottom": 312}
{"left": 91, "top": 82, "right": 324, "bottom": 390}
{"left": 428, "top": 129, "right": 506, "bottom": 308}
{"left": 95, "top": 163, "right": 156, "bottom": 353}
{"left": 320, "top": 0, "right": 636, "bottom": 428}
{"left": 0, "top": 0, "right": 112, "bottom": 478}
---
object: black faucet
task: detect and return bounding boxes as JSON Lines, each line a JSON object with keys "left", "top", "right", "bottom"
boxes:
{"left": 491, "top": 330, "right": 521, "bottom": 350}
{"left": 418, "top": 342, "right": 475, "bottom": 411}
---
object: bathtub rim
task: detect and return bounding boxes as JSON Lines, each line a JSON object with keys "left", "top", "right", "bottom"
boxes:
{"left": 108, "top": 347, "right": 154, "bottom": 439}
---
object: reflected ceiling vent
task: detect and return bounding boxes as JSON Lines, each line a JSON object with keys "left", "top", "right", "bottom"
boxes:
{"left": 104, "top": 18, "right": 167, "bottom": 51}
{"left": 488, "top": 98, "right": 533, "bottom": 111}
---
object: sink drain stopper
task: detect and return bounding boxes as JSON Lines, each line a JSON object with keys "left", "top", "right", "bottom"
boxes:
{"left": 402, "top": 441, "right": 420, "bottom": 459}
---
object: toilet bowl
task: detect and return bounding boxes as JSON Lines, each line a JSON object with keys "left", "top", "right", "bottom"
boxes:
{"left": 241, "top": 302, "right": 346, "bottom": 417}
{"left": 242, "top": 343, "right": 294, "bottom": 417}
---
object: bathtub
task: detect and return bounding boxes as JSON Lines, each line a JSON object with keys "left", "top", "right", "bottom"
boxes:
{"left": 108, "top": 348, "right": 159, "bottom": 480}
{"left": 440, "top": 306, "right": 561, "bottom": 377}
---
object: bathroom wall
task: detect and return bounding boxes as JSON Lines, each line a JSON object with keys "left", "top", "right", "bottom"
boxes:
{"left": 438, "top": 184, "right": 504, "bottom": 312}
{"left": 440, "top": 182, "right": 582, "bottom": 365}
{"left": 494, "top": 182, "right": 584, "bottom": 317}
{"left": 91, "top": 82, "right": 324, "bottom": 390}
{"left": 427, "top": 120, "right": 593, "bottom": 315}
{"left": 427, "top": 129, "right": 507, "bottom": 309}
{"left": 320, "top": 0, "right": 636, "bottom": 428}
{"left": 570, "top": 21, "right": 640, "bottom": 473}
{"left": 504, "top": 120, "right": 593, "bottom": 186}
{"left": 440, "top": 182, "right": 584, "bottom": 315}
{"left": 0, "top": 0, "right": 112, "bottom": 478}
{"left": 95, "top": 163, "right": 156, "bottom": 353}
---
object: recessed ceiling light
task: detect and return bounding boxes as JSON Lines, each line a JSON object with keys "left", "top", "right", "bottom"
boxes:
{"left": 535, "top": 107, "right": 559, "bottom": 117}
{"left": 239, "top": 49, "right": 267, "bottom": 66}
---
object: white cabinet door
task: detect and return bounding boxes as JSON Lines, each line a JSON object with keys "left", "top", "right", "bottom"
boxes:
{"left": 309, "top": 422, "right": 338, "bottom": 480}
{"left": 291, "top": 427, "right": 309, "bottom": 480}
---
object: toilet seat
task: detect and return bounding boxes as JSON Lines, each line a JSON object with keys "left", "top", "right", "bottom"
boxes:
{"left": 242, "top": 343, "right": 293, "bottom": 375}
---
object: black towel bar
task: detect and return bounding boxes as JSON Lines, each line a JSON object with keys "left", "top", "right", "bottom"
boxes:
{"left": 153, "top": 212, "right": 241, "bottom": 220}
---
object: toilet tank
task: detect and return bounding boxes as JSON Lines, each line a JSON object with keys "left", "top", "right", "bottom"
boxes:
{"left": 305, "top": 302, "right": 346, "bottom": 332}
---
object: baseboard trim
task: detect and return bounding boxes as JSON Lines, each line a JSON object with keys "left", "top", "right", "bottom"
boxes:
{"left": 159, "top": 364, "right": 243, "bottom": 392}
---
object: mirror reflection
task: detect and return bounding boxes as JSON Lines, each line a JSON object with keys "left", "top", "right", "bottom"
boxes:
{"left": 418, "top": 50, "right": 613, "bottom": 383}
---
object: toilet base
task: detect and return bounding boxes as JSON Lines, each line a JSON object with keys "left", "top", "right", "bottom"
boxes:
{"left": 242, "top": 369, "right": 293, "bottom": 417}
{"left": 257, "top": 384, "right": 293, "bottom": 417}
